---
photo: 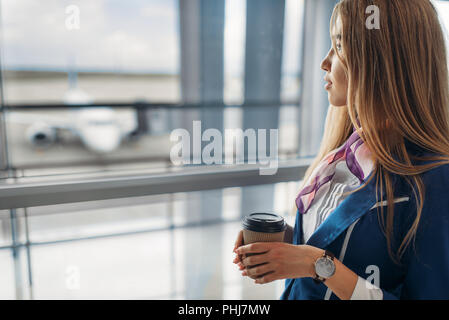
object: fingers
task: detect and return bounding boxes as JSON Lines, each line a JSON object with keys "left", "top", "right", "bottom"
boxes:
{"left": 241, "top": 253, "right": 270, "bottom": 268}
{"left": 243, "top": 263, "right": 274, "bottom": 279}
{"left": 232, "top": 230, "right": 244, "bottom": 264}
{"left": 254, "top": 273, "right": 277, "bottom": 284}
{"left": 233, "top": 230, "right": 243, "bottom": 252}
{"left": 236, "top": 242, "right": 275, "bottom": 255}
{"left": 233, "top": 254, "right": 244, "bottom": 265}
{"left": 233, "top": 241, "right": 284, "bottom": 285}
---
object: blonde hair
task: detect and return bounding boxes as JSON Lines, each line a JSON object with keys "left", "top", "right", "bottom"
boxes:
{"left": 304, "top": 0, "right": 449, "bottom": 263}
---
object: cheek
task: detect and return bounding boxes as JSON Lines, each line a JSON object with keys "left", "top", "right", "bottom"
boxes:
{"left": 328, "top": 59, "right": 348, "bottom": 106}
{"left": 333, "top": 61, "right": 348, "bottom": 91}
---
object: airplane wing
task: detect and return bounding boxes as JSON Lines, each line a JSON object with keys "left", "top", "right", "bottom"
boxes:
{"left": 5, "top": 111, "right": 76, "bottom": 132}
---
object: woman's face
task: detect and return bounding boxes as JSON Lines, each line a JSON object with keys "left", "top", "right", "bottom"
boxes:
{"left": 320, "top": 17, "right": 348, "bottom": 107}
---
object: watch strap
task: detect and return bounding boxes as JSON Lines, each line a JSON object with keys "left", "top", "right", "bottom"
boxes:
{"left": 325, "top": 250, "right": 335, "bottom": 260}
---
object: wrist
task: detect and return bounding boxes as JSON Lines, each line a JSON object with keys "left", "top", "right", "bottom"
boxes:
{"left": 305, "top": 246, "right": 325, "bottom": 278}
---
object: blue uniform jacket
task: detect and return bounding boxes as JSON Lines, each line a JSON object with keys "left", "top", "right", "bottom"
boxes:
{"left": 281, "top": 144, "right": 449, "bottom": 300}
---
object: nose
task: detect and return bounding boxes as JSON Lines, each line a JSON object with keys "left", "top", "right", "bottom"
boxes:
{"left": 321, "top": 49, "right": 332, "bottom": 72}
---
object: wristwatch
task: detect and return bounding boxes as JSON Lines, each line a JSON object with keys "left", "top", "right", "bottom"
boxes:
{"left": 313, "top": 250, "right": 336, "bottom": 284}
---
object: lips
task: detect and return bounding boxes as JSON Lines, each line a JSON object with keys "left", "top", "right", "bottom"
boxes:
{"left": 324, "top": 75, "right": 333, "bottom": 90}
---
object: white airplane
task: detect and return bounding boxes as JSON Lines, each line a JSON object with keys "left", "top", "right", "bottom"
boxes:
{"left": 7, "top": 82, "right": 142, "bottom": 153}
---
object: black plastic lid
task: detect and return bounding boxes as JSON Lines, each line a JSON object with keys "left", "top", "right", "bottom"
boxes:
{"left": 242, "top": 213, "right": 286, "bottom": 233}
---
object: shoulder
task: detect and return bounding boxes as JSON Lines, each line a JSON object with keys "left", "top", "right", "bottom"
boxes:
{"left": 408, "top": 159, "right": 449, "bottom": 204}
{"left": 415, "top": 159, "right": 449, "bottom": 200}
{"left": 403, "top": 141, "right": 449, "bottom": 193}
{"left": 389, "top": 158, "right": 449, "bottom": 234}
{"left": 404, "top": 139, "right": 449, "bottom": 184}
{"left": 407, "top": 161, "right": 449, "bottom": 233}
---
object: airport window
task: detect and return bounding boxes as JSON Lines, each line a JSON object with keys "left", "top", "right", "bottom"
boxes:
{"left": 0, "top": 0, "right": 180, "bottom": 177}
{"left": 1, "top": 0, "right": 180, "bottom": 104}
{"left": 1, "top": 183, "right": 298, "bottom": 299}
{"left": 0, "top": 0, "right": 317, "bottom": 300}
{"left": 0, "top": 0, "right": 306, "bottom": 177}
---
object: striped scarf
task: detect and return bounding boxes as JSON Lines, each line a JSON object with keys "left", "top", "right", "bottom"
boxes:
{"left": 296, "top": 129, "right": 375, "bottom": 214}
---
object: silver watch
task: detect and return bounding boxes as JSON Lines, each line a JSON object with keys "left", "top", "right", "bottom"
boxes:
{"left": 313, "top": 250, "right": 336, "bottom": 283}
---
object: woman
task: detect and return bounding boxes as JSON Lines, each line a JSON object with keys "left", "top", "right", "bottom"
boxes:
{"left": 233, "top": 0, "right": 449, "bottom": 300}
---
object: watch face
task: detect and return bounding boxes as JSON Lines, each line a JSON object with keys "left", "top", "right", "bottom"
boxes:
{"left": 315, "top": 257, "right": 336, "bottom": 278}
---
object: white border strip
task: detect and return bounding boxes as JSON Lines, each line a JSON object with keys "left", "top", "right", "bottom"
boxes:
{"left": 324, "top": 218, "right": 360, "bottom": 300}
{"left": 369, "top": 196, "right": 410, "bottom": 210}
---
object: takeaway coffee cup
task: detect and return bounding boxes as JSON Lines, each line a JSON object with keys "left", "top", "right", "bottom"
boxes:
{"left": 242, "top": 212, "right": 287, "bottom": 246}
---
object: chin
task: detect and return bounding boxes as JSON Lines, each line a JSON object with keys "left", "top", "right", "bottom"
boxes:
{"left": 328, "top": 92, "right": 347, "bottom": 107}
{"left": 330, "top": 102, "right": 346, "bottom": 107}
{"left": 328, "top": 97, "right": 346, "bottom": 107}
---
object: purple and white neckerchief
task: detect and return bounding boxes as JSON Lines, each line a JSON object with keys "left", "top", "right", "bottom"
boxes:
{"left": 296, "top": 129, "right": 375, "bottom": 214}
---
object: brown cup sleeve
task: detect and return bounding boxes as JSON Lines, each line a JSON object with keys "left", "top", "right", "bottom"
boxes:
{"left": 242, "top": 229, "right": 286, "bottom": 245}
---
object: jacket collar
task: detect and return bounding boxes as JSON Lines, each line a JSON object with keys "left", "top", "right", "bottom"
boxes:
{"left": 305, "top": 171, "right": 378, "bottom": 249}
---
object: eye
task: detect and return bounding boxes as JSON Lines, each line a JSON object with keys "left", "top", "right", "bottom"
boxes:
{"left": 336, "top": 42, "right": 342, "bottom": 52}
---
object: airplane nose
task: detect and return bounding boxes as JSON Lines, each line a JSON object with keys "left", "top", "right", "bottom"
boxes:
{"left": 80, "top": 126, "right": 121, "bottom": 153}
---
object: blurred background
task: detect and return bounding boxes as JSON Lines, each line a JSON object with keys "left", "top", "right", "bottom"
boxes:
{"left": 0, "top": 0, "right": 449, "bottom": 299}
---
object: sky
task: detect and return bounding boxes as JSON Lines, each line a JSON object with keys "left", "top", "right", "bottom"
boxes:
{"left": 0, "top": 0, "right": 180, "bottom": 73}
{"left": 0, "top": 0, "right": 304, "bottom": 76}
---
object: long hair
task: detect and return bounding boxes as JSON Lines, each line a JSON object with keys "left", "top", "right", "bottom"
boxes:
{"left": 304, "top": 0, "right": 449, "bottom": 263}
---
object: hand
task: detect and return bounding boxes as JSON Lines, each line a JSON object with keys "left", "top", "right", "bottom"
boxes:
{"left": 235, "top": 242, "right": 324, "bottom": 284}
{"left": 232, "top": 230, "right": 245, "bottom": 271}
{"left": 232, "top": 223, "right": 293, "bottom": 267}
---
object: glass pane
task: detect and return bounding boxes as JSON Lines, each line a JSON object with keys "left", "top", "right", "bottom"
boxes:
{"left": 25, "top": 196, "right": 170, "bottom": 243}
{"left": 281, "top": 0, "right": 304, "bottom": 102}
{"left": 1, "top": 0, "right": 180, "bottom": 104}
{"left": 0, "top": 0, "right": 179, "bottom": 175}
{"left": 0, "top": 210, "right": 12, "bottom": 247}
{"left": 0, "top": 0, "right": 308, "bottom": 178}
{"left": 0, "top": 249, "right": 16, "bottom": 299}
{"left": 20, "top": 183, "right": 297, "bottom": 299}
{"left": 29, "top": 219, "right": 288, "bottom": 299}
{"left": 224, "top": 0, "right": 246, "bottom": 104}
{"left": 31, "top": 231, "right": 172, "bottom": 299}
